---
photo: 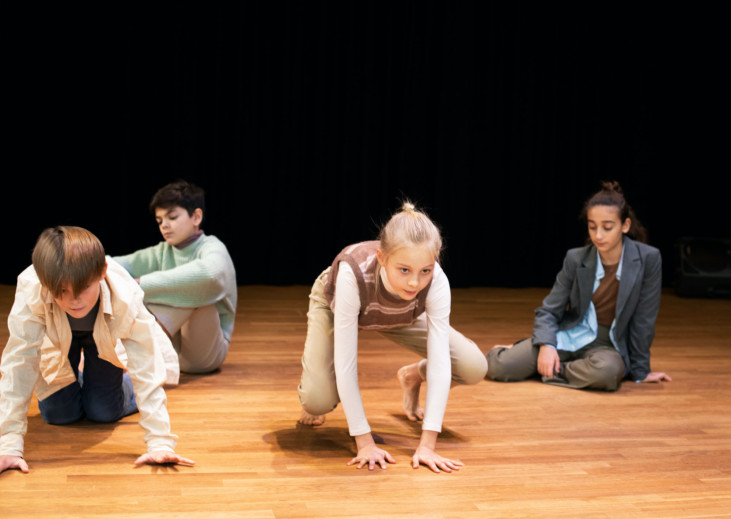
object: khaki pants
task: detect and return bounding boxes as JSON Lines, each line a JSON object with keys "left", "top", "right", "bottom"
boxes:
{"left": 298, "top": 268, "right": 488, "bottom": 415}
{"left": 486, "top": 326, "right": 625, "bottom": 391}
{"left": 147, "top": 303, "right": 229, "bottom": 374}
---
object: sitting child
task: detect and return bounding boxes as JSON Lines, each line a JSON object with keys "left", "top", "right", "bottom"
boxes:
{"left": 113, "top": 180, "right": 237, "bottom": 374}
{"left": 485, "top": 181, "right": 671, "bottom": 390}
{"left": 0, "top": 226, "right": 192, "bottom": 473}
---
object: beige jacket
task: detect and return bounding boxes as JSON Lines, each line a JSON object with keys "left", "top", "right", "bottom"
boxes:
{"left": 0, "top": 258, "right": 180, "bottom": 457}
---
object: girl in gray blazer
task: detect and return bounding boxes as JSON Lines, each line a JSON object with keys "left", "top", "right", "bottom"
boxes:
{"left": 486, "top": 181, "right": 671, "bottom": 391}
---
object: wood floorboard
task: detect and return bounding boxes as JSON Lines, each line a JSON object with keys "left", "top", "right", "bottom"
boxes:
{"left": 0, "top": 284, "right": 730, "bottom": 518}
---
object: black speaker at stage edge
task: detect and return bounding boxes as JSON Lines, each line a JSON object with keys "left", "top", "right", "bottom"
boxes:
{"left": 674, "top": 237, "right": 731, "bottom": 298}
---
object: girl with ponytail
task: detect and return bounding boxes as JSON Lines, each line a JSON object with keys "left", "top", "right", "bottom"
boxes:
{"left": 487, "top": 181, "right": 671, "bottom": 390}
{"left": 298, "top": 201, "right": 487, "bottom": 473}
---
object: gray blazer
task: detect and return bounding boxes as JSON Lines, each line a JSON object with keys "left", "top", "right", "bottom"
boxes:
{"left": 533, "top": 236, "right": 662, "bottom": 380}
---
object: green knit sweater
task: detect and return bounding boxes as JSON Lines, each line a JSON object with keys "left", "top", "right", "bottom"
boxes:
{"left": 113, "top": 234, "right": 237, "bottom": 340}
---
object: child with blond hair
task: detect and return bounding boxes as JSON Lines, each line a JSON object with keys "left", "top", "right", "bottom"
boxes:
{"left": 298, "top": 202, "right": 487, "bottom": 473}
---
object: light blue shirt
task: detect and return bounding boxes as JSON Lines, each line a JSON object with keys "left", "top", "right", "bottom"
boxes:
{"left": 552, "top": 248, "right": 624, "bottom": 352}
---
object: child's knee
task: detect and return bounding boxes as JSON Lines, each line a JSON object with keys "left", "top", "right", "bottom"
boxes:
{"left": 455, "top": 354, "right": 488, "bottom": 385}
{"left": 85, "top": 403, "right": 123, "bottom": 423}
{"left": 587, "top": 351, "right": 625, "bottom": 391}
{"left": 485, "top": 349, "right": 502, "bottom": 379}
{"left": 300, "top": 399, "right": 338, "bottom": 417}
{"left": 38, "top": 386, "right": 84, "bottom": 425}
{"left": 298, "top": 385, "right": 338, "bottom": 416}
{"left": 485, "top": 348, "right": 518, "bottom": 381}
{"left": 40, "top": 405, "right": 84, "bottom": 425}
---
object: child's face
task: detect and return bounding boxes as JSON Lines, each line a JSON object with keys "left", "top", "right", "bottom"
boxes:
{"left": 53, "top": 264, "right": 107, "bottom": 319}
{"left": 377, "top": 245, "right": 435, "bottom": 301}
{"left": 587, "top": 205, "right": 630, "bottom": 263}
{"left": 155, "top": 206, "right": 202, "bottom": 246}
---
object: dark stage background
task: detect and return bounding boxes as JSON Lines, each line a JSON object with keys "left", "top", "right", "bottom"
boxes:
{"left": 5, "top": 4, "right": 724, "bottom": 289}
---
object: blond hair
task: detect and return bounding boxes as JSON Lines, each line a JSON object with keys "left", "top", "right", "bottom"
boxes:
{"left": 378, "top": 201, "right": 443, "bottom": 261}
{"left": 32, "top": 226, "right": 107, "bottom": 298}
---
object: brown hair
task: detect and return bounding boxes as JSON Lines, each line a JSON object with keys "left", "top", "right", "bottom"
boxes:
{"left": 583, "top": 181, "right": 648, "bottom": 243}
{"left": 32, "top": 226, "right": 107, "bottom": 298}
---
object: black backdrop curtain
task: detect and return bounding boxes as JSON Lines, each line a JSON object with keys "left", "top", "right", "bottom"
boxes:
{"left": 5, "top": 3, "right": 723, "bottom": 288}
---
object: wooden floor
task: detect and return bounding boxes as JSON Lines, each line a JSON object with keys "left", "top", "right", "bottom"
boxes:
{"left": 1, "top": 284, "right": 730, "bottom": 518}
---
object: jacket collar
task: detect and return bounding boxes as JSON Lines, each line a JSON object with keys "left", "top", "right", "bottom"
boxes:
{"left": 616, "top": 236, "right": 640, "bottom": 318}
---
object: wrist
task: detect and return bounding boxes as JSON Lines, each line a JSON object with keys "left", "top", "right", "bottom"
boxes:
{"left": 354, "top": 433, "right": 375, "bottom": 450}
{"left": 418, "top": 429, "right": 439, "bottom": 450}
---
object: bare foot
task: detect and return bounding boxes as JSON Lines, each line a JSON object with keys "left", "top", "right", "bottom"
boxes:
{"left": 398, "top": 363, "right": 424, "bottom": 421}
{"left": 298, "top": 409, "right": 326, "bottom": 426}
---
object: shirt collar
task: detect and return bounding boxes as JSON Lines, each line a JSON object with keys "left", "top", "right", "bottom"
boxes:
{"left": 100, "top": 276, "right": 114, "bottom": 316}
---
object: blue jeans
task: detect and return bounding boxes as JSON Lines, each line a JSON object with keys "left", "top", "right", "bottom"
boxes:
{"left": 38, "top": 331, "right": 138, "bottom": 424}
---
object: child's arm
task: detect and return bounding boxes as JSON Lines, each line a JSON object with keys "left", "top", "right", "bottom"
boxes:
{"left": 333, "top": 263, "right": 396, "bottom": 470}
{"left": 533, "top": 249, "right": 579, "bottom": 348}
{"left": 137, "top": 240, "right": 235, "bottom": 308}
{"left": 0, "top": 271, "right": 47, "bottom": 468}
{"left": 112, "top": 243, "right": 164, "bottom": 278}
{"left": 332, "top": 263, "right": 370, "bottom": 436}
{"left": 122, "top": 308, "right": 192, "bottom": 465}
{"left": 627, "top": 248, "right": 663, "bottom": 382}
{"left": 421, "top": 263, "right": 452, "bottom": 432}
{"left": 413, "top": 265, "right": 461, "bottom": 473}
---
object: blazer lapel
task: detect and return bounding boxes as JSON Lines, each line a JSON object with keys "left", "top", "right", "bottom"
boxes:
{"left": 616, "top": 237, "right": 640, "bottom": 320}
{"left": 577, "top": 247, "right": 597, "bottom": 315}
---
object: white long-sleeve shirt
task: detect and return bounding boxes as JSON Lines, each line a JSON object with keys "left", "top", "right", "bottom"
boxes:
{"left": 333, "top": 261, "right": 452, "bottom": 436}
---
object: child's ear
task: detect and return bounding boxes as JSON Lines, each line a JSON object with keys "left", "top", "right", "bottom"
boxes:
{"left": 376, "top": 248, "right": 385, "bottom": 266}
{"left": 101, "top": 262, "right": 108, "bottom": 279}
{"left": 622, "top": 218, "right": 631, "bottom": 234}
{"left": 192, "top": 208, "right": 203, "bottom": 226}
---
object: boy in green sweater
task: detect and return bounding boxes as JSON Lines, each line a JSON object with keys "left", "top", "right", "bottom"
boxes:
{"left": 114, "top": 180, "right": 237, "bottom": 373}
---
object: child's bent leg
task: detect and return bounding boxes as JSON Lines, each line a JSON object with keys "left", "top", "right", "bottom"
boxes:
{"left": 377, "top": 318, "right": 428, "bottom": 419}
{"left": 380, "top": 316, "right": 487, "bottom": 421}
{"left": 79, "top": 333, "right": 137, "bottom": 422}
{"left": 379, "top": 315, "right": 488, "bottom": 385}
{"left": 145, "top": 303, "right": 192, "bottom": 340}
{"left": 146, "top": 303, "right": 227, "bottom": 374}
{"left": 298, "top": 270, "right": 339, "bottom": 420}
{"left": 38, "top": 382, "right": 84, "bottom": 425}
{"left": 446, "top": 327, "right": 488, "bottom": 385}
{"left": 485, "top": 338, "right": 539, "bottom": 382}
{"left": 177, "top": 305, "right": 229, "bottom": 373}
{"left": 550, "top": 345, "right": 625, "bottom": 391}
{"left": 38, "top": 332, "right": 84, "bottom": 425}
{"left": 397, "top": 363, "right": 425, "bottom": 421}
